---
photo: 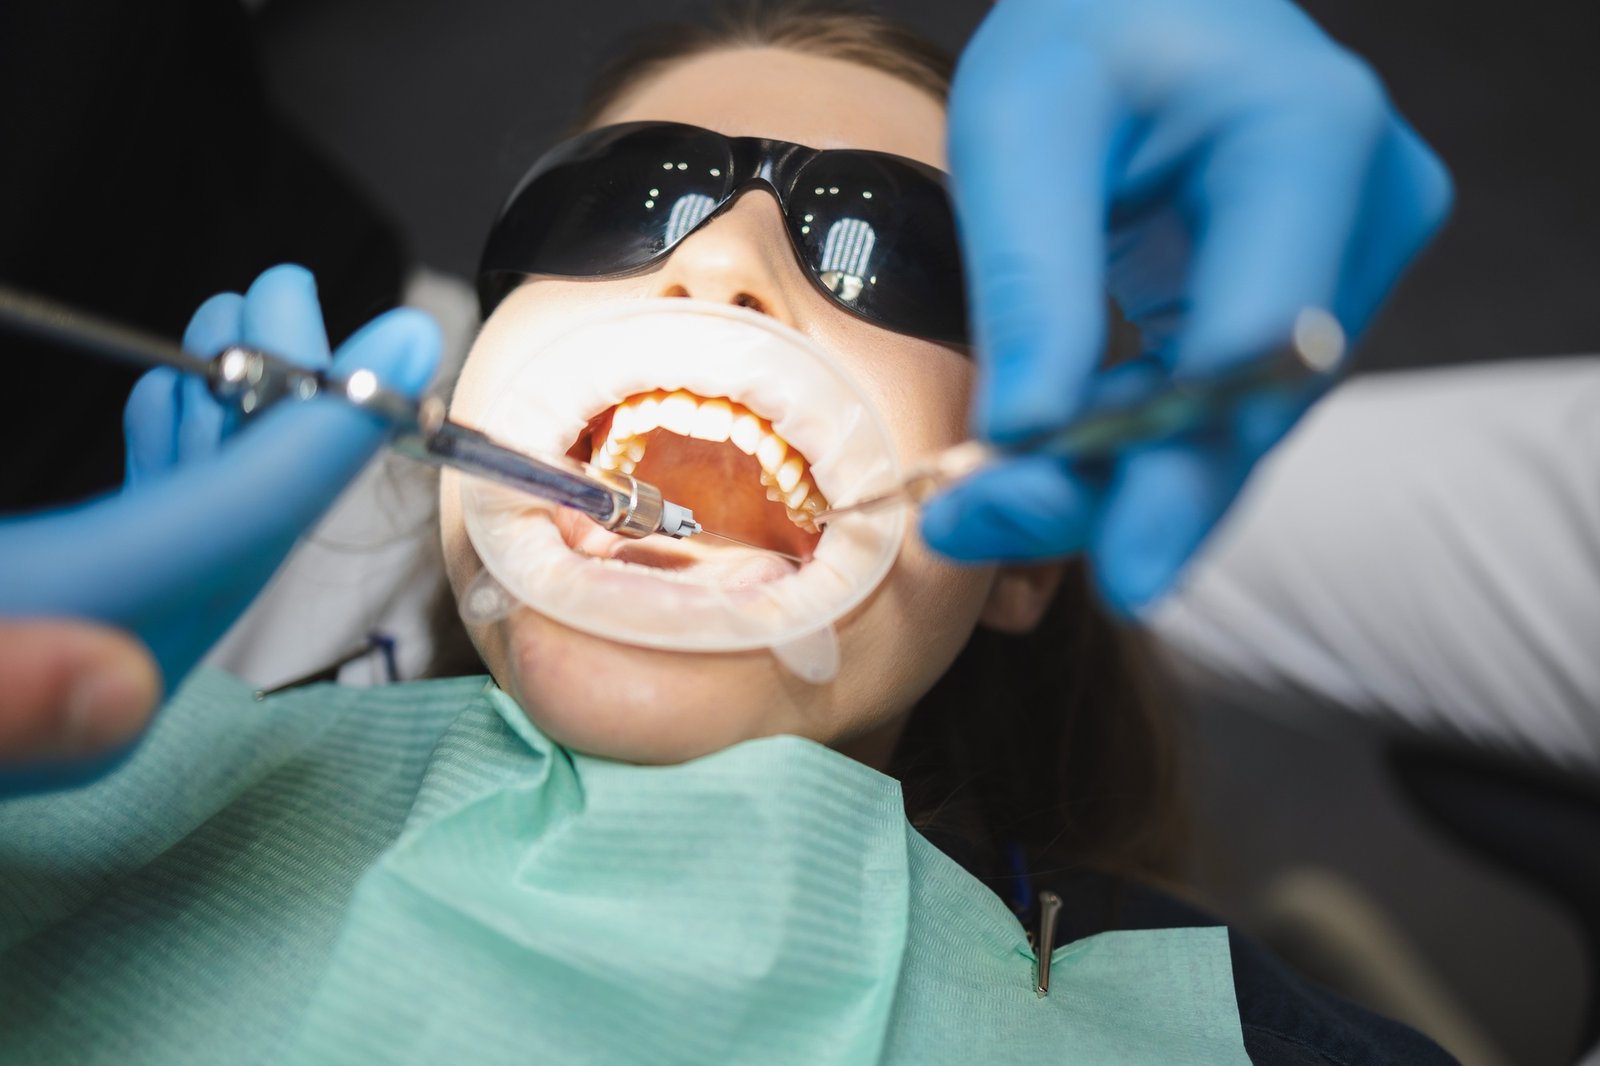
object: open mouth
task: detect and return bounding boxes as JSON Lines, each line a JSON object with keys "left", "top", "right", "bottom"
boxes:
{"left": 558, "top": 388, "right": 829, "bottom": 577}
{"left": 458, "top": 299, "right": 910, "bottom": 660}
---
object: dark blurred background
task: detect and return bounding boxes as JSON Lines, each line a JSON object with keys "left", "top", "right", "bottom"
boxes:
{"left": 6, "top": 0, "right": 1596, "bottom": 508}
{"left": 2, "top": 2, "right": 1596, "bottom": 1062}
{"left": 249, "top": 0, "right": 1600, "bottom": 369}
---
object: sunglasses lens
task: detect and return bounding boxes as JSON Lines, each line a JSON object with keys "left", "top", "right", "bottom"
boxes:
{"left": 787, "top": 154, "right": 968, "bottom": 343}
{"left": 481, "top": 125, "right": 733, "bottom": 300}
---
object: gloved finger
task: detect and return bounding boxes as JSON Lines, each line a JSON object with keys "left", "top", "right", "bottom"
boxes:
{"left": 0, "top": 619, "right": 158, "bottom": 794}
{"left": 917, "top": 358, "right": 1162, "bottom": 562}
{"left": 0, "top": 307, "right": 440, "bottom": 693}
{"left": 1328, "top": 120, "right": 1453, "bottom": 336}
{"left": 177, "top": 373, "right": 228, "bottom": 463}
{"left": 168, "top": 306, "right": 438, "bottom": 570}
{"left": 948, "top": 18, "right": 1120, "bottom": 443}
{"left": 124, "top": 292, "right": 246, "bottom": 485}
{"left": 1230, "top": 381, "right": 1316, "bottom": 460}
{"left": 1093, "top": 336, "right": 1326, "bottom": 613}
{"left": 1090, "top": 439, "right": 1251, "bottom": 616}
{"left": 921, "top": 454, "right": 1099, "bottom": 562}
{"left": 135, "top": 307, "right": 439, "bottom": 585}
{"left": 188, "top": 265, "right": 328, "bottom": 452}
{"left": 123, "top": 368, "right": 182, "bottom": 486}
{"left": 328, "top": 305, "right": 439, "bottom": 394}
{"left": 240, "top": 263, "right": 331, "bottom": 369}
{"left": 178, "top": 289, "right": 248, "bottom": 447}
{"left": 1174, "top": 55, "right": 1386, "bottom": 378}
{"left": 182, "top": 290, "right": 247, "bottom": 358}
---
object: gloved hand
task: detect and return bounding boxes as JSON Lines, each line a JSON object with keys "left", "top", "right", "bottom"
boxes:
{"left": 0, "top": 264, "right": 439, "bottom": 793}
{"left": 924, "top": 0, "right": 1452, "bottom": 613}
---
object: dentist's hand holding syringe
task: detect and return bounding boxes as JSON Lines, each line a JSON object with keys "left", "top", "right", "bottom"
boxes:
{"left": 0, "top": 264, "right": 726, "bottom": 793}
{"left": 923, "top": 0, "right": 1452, "bottom": 613}
{"left": 0, "top": 266, "right": 441, "bottom": 793}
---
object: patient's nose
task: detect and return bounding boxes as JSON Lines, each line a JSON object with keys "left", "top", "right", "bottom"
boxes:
{"left": 654, "top": 193, "right": 801, "bottom": 326}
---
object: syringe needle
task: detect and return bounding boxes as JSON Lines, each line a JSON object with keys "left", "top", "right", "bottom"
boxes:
{"left": 690, "top": 527, "right": 807, "bottom": 565}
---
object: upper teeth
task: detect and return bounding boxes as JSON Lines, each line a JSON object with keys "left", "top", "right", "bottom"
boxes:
{"left": 589, "top": 389, "right": 829, "bottom": 529}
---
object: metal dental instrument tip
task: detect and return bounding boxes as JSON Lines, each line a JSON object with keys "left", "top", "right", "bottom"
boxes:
{"left": 1035, "top": 890, "right": 1063, "bottom": 997}
{"left": 812, "top": 308, "right": 1346, "bottom": 527}
{"left": 809, "top": 441, "right": 992, "bottom": 526}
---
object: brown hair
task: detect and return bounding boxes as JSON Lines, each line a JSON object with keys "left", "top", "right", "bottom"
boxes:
{"left": 453, "top": 0, "right": 1185, "bottom": 885}
{"left": 572, "top": 1, "right": 954, "bottom": 131}
{"left": 895, "top": 568, "right": 1186, "bottom": 884}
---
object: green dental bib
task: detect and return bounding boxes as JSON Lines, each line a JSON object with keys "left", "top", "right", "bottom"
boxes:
{"left": 0, "top": 671, "right": 1249, "bottom": 1065}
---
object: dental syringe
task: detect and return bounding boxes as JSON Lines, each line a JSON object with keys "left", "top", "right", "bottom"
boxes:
{"left": 391, "top": 398, "right": 701, "bottom": 539}
{"left": 0, "top": 284, "right": 702, "bottom": 542}
{"left": 812, "top": 308, "right": 1348, "bottom": 526}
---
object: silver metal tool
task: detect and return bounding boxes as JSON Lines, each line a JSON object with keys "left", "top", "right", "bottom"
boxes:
{"left": 1035, "top": 890, "right": 1063, "bottom": 997}
{"left": 0, "top": 284, "right": 701, "bottom": 542}
{"left": 391, "top": 401, "right": 702, "bottom": 540}
{"left": 812, "top": 308, "right": 1347, "bottom": 527}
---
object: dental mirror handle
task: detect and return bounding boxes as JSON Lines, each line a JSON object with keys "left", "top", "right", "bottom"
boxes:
{"left": 816, "top": 308, "right": 1346, "bottom": 524}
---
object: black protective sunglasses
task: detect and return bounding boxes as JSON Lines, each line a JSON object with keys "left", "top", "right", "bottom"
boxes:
{"left": 478, "top": 121, "right": 969, "bottom": 345}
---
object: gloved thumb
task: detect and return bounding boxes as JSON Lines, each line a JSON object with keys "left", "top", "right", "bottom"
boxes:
{"left": 328, "top": 307, "right": 441, "bottom": 401}
{"left": 205, "top": 303, "right": 442, "bottom": 542}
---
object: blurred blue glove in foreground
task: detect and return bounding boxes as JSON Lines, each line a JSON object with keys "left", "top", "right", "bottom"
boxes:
{"left": 925, "top": 0, "right": 1451, "bottom": 613}
{"left": 0, "top": 265, "right": 439, "bottom": 791}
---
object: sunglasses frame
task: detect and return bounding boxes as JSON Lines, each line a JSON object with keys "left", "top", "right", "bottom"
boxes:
{"left": 478, "top": 121, "right": 970, "bottom": 345}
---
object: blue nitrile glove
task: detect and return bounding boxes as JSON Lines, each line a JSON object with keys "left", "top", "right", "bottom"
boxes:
{"left": 923, "top": 0, "right": 1452, "bottom": 614}
{"left": 0, "top": 264, "right": 439, "bottom": 793}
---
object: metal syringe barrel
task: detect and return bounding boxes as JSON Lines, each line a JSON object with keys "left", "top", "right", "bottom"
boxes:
{"left": 398, "top": 399, "right": 698, "bottom": 539}
{"left": 400, "top": 401, "right": 621, "bottom": 526}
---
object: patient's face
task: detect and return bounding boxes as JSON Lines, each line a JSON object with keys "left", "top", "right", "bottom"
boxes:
{"left": 440, "top": 47, "right": 996, "bottom": 766}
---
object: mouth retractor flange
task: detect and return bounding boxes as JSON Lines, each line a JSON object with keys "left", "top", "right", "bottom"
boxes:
{"left": 458, "top": 299, "right": 906, "bottom": 683}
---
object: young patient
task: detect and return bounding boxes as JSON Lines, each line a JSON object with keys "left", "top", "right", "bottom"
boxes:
{"left": 0, "top": 5, "right": 1456, "bottom": 1065}
{"left": 442, "top": 48, "right": 1049, "bottom": 770}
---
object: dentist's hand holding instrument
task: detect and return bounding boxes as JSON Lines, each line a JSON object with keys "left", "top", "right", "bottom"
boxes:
{"left": 0, "top": 266, "right": 440, "bottom": 794}
{"left": 0, "top": 0, "right": 1457, "bottom": 786}
{"left": 0, "top": 264, "right": 751, "bottom": 793}
{"left": 931, "top": 0, "right": 1453, "bottom": 613}
{"left": 817, "top": 308, "right": 1347, "bottom": 530}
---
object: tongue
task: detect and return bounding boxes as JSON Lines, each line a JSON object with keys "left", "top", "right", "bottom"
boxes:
{"left": 627, "top": 432, "right": 819, "bottom": 560}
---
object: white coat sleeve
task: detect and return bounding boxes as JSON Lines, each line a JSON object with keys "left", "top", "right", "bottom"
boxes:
{"left": 1149, "top": 357, "right": 1600, "bottom": 774}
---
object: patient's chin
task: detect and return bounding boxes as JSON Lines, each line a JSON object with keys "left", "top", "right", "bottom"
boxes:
{"left": 494, "top": 609, "right": 807, "bottom": 765}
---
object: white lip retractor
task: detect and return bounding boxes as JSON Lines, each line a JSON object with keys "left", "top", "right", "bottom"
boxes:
{"left": 458, "top": 299, "right": 906, "bottom": 684}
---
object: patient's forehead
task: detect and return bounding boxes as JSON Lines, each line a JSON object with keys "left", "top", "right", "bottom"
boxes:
{"left": 594, "top": 46, "right": 948, "bottom": 170}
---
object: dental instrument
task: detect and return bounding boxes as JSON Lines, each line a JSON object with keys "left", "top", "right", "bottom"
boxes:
{"left": 812, "top": 308, "right": 1347, "bottom": 527}
{"left": 0, "top": 284, "right": 705, "bottom": 543}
